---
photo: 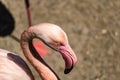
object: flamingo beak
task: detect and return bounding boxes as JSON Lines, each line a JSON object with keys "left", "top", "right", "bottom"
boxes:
{"left": 57, "top": 44, "right": 77, "bottom": 74}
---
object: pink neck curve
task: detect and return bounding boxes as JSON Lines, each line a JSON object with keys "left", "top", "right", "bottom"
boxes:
{"left": 20, "top": 30, "right": 60, "bottom": 80}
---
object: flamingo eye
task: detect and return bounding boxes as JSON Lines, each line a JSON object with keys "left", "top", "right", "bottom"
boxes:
{"left": 55, "top": 42, "right": 62, "bottom": 46}
{"left": 59, "top": 43, "right": 64, "bottom": 46}
{"left": 53, "top": 42, "right": 64, "bottom": 47}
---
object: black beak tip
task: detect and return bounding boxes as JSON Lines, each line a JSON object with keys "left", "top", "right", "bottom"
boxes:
{"left": 64, "top": 66, "right": 73, "bottom": 74}
{"left": 64, "top": 69, "right": 71, "bottom": 74}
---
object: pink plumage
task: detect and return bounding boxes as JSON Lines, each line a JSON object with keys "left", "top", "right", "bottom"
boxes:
{"left": 33, "top": 41, "right": 49, "bottom": 57}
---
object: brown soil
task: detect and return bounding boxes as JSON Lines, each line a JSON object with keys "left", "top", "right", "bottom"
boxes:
{"left": 0, "top": 0, "right": 120, "bottom": 80}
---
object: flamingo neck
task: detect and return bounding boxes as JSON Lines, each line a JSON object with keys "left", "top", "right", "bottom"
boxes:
{"left": 21, "top": 30, "right": 60, "bottom": 80}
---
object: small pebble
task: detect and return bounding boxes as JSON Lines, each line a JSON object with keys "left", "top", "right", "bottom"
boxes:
{"left": 86, "top": 51, "right": 90, "bottom": 55}
{"left": 101, "top": 29, "right": 107, "bottom": 34}
{"left": 115, "top": 31, "right": 119, "bottom": 36}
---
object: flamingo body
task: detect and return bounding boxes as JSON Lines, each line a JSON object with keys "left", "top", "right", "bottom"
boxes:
{"left": 0, "top": 49, "right": 34, "bottom": 80}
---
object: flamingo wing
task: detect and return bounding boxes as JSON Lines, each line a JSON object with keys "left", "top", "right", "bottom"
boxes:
{"left": 0, "top": 49, "right": 34, "bottom": 80}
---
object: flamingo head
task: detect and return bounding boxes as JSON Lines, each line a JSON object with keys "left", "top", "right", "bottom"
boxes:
{"left": 31, "top": 23, "right": 77, "bottom": 74}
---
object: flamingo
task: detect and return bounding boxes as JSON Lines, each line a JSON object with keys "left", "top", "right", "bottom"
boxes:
{"left": 0, "top": 23, "right": 77, "bottom": 80}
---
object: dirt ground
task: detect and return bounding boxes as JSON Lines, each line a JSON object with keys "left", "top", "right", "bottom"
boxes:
{"left": 0, "top": 0, "right": 120, "bottom": 80}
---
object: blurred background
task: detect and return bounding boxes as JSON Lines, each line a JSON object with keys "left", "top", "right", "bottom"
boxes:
{"left": 0, "top": 0, "right": 120, "bottom": 80}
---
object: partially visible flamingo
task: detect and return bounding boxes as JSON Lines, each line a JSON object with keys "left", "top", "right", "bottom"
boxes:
{"left": 24, "top": 0, "right": 32, "bottom": 26}
{"left": 0, "top": 23, "right": 77, "bottom": 80}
